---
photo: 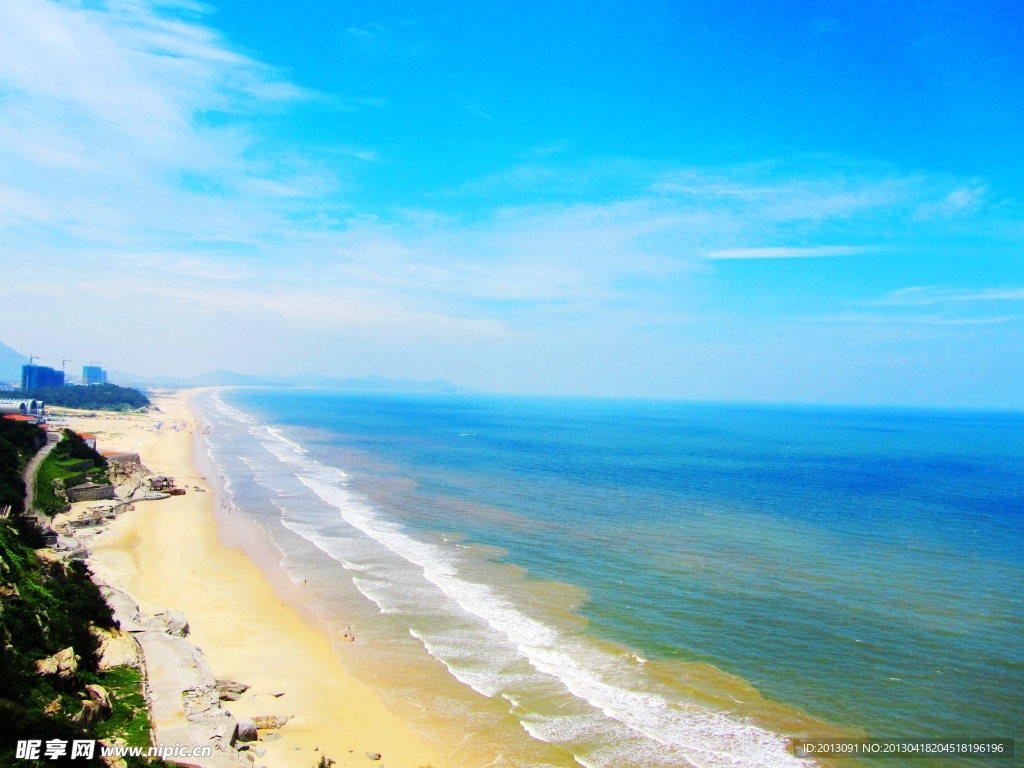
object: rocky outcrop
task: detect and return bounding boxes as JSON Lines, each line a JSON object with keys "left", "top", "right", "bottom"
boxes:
{"left": 114, "top": 475, "right": 144, "bottom": 500}
{"left": 251, "top": 715, "right": 292, "bottom": 730}
{"left": 71, "top": 685, "right": 114, "bottom": 729}
{"left": 86, "top": 684, "right": 113, "bottom": 717}
{"left": 235, "top": 719, "right": 258, "bottom": 743}
{"left": 0, "top": 582, "right": 20, "bottom": 599}
{"left": 72, "top": 684, "right": 115, "bottom": 729}
{"left": 90, "top": 568, "right": 248, "bottom": 765}
{"left": 133, "top": 490, "right": 170, "bottom": 501}
{"left": 70, "top": 700, "right": 102, "bottom": 727}
{"left": 179, "top": 682, "right": 243, "bottom": 758}
{"left": 51, "top": 478, "right": 70, "bottom": 506}
{"left": 216, "top": 680, "right": 250, "bottom": 701}
{"left": 91, "top": 626, "right": 141, "bottom": 669}
{"left": 108, "top": 459, "right": 153, "bottom": 501}
{"left": 36, "top": 647, "right": 78, "bottom": 680}
{"left": 156, "top": 606, "right": 189, "bottom": 638}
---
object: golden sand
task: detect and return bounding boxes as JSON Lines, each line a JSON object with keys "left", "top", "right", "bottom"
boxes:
{"left": 64, "top": 391, "right": 444, "bottom": 768}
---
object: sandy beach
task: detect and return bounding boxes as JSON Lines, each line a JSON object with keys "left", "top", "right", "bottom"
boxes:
{"left": 59, "top": 390, "right": 444, "bottom": 768}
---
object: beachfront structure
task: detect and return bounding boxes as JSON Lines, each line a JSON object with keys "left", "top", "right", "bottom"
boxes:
{"left": 2, "top": 413, "right": 41, "bottom": 425}
{"left": 80, "top": 433, "right": 98, "bottom": 450}
{"left": 0, "top": 399, "right": 44, "bottom": 416}
{"left": 22, "top": 364, "right": 64, "bottom": 389}
{"left": 83, "top": 365, "right": 107, "bottom": 386}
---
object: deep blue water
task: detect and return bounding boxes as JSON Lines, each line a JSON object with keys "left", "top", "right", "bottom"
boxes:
{"left": 218, "top": 389, "right": 1024, "bottom": 765}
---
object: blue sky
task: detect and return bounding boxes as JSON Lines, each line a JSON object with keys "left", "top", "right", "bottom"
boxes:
{"left": 0, "top": 0, "right": 1021, "bottom": 405}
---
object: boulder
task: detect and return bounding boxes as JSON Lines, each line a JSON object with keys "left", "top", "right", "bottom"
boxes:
{"left": 216, "top": 679, "right": 250, "bottom": 701}
{"left": 114, "top": 476, "right": 144, "bottom": 500}
{"left": 134, "top": 490, "right": 170, "bottom": 501}
{"left": 70, "top": 700, "right": 101, "bottom": 727}
{"left": 236, "top": 718, "right": 258, "bottom": 743}
{"left": 85, "top": 684, "right": 112, "bottom": 717}
{"left": 36, "top": 647, "right": 78, "bottom": 680}
{"left": 52, "top": 478, "right": 70, "bottom": 505}
{"left": 91, "top": 627, "right": 140, "bottom": 669}
{"left": 0, "top": 583, "right": 20, "bottom": 599}
{"left": 158, "top": 609, "right": 189, "bottom": 636}
{"left": 252, "top": 715, "right": 292, "bottom": 730}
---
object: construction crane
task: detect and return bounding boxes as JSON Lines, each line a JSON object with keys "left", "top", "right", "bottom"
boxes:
{"left": 62, "top": 358, "right": 72, "bottom": 373}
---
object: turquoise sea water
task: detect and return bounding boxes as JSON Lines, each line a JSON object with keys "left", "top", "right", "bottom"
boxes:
{"left": 198, "top": 389, "right": 1023, "bottom": 767}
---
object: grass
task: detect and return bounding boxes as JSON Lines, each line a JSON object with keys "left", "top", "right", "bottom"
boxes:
{"left": 34, "top": 453, "right": 79, "bottom": 515}
{"left": 0, "top": 428, "right": 158, "bottom": 768}
{"left": 34, "top": 453, "right": 110, "bottom": 516}
{"left": 92, "top": 666, "right": 152, "bottom": 747}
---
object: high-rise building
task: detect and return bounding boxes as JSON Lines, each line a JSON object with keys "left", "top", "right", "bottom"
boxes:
{"left": 22, "top": 364, "right": 65, "bottom": 389}
{"left": 83, "top": 366, "right": 107, "bottom": 386}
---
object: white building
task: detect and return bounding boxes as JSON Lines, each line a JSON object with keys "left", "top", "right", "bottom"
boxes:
{"left": 0, "top": 398, "right": 44, "bottom": 416}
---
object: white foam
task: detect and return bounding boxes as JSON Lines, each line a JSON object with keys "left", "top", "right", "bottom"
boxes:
{"left": 196, "top": 392, "right": 814, "bottom": 768}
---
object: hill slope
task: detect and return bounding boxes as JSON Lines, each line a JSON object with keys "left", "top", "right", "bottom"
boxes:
{"left": 0, "top": 340, "right": 28, "bottom": 385}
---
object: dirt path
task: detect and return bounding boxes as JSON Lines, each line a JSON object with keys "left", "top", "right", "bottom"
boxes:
{"left": 22, "top": 430, "right": 59, "bottom": 514}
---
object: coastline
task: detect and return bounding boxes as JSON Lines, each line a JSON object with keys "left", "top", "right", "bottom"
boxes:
{"left": 30, "top": 383, "right": 1020, "bottom": 768}
{"left": 64, "top": 390, "right": 444, "bottom": 768}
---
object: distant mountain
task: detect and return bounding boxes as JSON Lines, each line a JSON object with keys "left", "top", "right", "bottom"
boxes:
{"left": 0, "top": 341, "right": 28, "bottom": 385}
{"left": 188, "top": 369, "right": 273, "bottom": 386}
{"left": 108, "top": 369, "right": 272, "bottom": 388}
{"left": 273, "top": 373, "right": 465, "bottom": 393}
{"left": 107, "top": 369, "right": 466, "bottom": 393}
{"left": 2, "top": 344, "right": 464, "bottom": 393}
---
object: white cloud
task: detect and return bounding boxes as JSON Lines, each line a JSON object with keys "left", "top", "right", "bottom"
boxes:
{"left": 879, "top": 286, "right": 1024, "bottom": 305}
{"left": 707, "top": 246, "right": 869, "bottom": 259}
{"left": 913, "top": 186, "right": 986, "bottom": 219}
{"left": 0, "top": 0, "right": 1016, "bottom": 401}
{"left": 0, "top": 0, "right": 325, "bottom": 245}
{"left": 827, "top": 312, "right": 1018, "bottom": 326}
{"left": 465, "top": 103, "right": 493, "bottom": 120}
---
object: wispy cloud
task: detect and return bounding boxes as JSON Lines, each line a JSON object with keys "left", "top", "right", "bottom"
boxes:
{"left": 0, "top": 0, "right": 336, "bottom": 246}
{"left": 912, "top": 186, "right": 986, "bottom": 219}
{"left": 0, "top": 0, "right": 1019, "bottom": 400}
{"left": 878, "top": 286, "right": 1024, "bottom": 305}
{"left": 464, "top": 103, "right": 493, "bottom": 120}
{"left": 827, "top": 312, "right": 1019, "bottom": 326}
{"left": 342, "top": 22, "right": 436, "bottom": 59}
{"left": 707, "top": 246, "right": 869, "bottom": 259}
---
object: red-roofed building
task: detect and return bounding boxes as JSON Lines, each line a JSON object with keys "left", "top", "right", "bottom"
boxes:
{"left": 80, "top": 434, "right": 98, "bottom": 450}
{"left": 2, "top": 414, "right": 41, "bottom": 424}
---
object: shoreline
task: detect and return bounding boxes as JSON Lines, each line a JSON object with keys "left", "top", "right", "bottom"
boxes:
{"left": 65, "top": 390, "right": 445, "bottom": 768}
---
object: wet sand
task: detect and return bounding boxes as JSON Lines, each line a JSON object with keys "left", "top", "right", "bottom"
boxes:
{"left": 65, "top": 390, "right": 444, "bottom": 768}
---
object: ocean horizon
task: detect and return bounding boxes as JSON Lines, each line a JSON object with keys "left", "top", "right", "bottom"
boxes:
{"left": 196, "top": 387, "right": 1023, "bottom": 768}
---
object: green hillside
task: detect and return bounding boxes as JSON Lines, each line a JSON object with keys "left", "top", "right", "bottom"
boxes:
{"left": 2, "top": 384, "right": 149, "bottom": 412}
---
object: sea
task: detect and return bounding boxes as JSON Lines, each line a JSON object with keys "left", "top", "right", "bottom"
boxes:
{"left": 193, "top": 389, "right": 1023, "bottom": 768}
